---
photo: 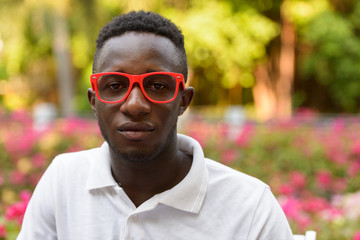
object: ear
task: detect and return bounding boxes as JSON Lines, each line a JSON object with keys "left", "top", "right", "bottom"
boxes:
{"left": 87, "top": 88, "right": 97, "bottom": 117}
{"left": 178, "top": 87, "right": 195, "bottom": 116}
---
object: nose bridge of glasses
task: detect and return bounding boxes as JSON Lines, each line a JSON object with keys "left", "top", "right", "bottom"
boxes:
{"left": 126, "top": 75, "right": 148, "bottom": 102}
{"left": 127, "top": 74, "right": 144, "bottom": 92}
{"left": 126, "top": 74, "right": 144, "bottom": 92}
{"left": 129, "top": 74, "right": 144, "bottom": 82}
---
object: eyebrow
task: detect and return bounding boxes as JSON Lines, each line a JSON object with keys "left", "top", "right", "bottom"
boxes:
{"left": 112, "top": 69, "right": 164, "bottom": 74}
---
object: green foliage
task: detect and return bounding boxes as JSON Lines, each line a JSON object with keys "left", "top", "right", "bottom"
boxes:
{"left": 283, "top": 0, "right": 329, "bottom": 25}
{"left": 164, "top": 1, "right": 279, "bottom": 90}
{"left": 298, "top": 2, "right": 360, "bottom": 112}
{"left": 2, "top": 0, "right": 360, "bottom": 113}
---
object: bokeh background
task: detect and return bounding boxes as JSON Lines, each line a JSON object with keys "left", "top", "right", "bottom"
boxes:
{"left": 1, "top": 0, "right": 360, "bottom": 239}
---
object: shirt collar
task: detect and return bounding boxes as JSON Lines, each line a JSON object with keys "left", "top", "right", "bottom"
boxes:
{"left": 157, "top": 134, "right": 208, "bottom": 213}
{"left": 85, "top": 134, "right": 209, "bottom": 214}
{"left": 85, "top": 142, "right": 118, "bottom": 190}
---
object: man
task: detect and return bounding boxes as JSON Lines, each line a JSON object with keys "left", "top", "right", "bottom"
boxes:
{"left": 18, "top": 11, "right": 294, "bottom": 239}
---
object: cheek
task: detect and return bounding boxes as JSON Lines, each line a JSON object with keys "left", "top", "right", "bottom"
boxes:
{"left": 164, "top": 104, "right": 181, "bottom": 126}
{"left": 95, "top": 103, "right": 116, "bottom": 126}
{"left": 152, "top": 103, "right": 179, "bottom": 128}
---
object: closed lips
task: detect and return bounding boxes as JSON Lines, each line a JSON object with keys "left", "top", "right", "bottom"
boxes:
{"left": 118, "top": 123, "right": 154, "bottom": 132}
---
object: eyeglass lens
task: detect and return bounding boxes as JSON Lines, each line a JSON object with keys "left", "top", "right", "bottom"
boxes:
{"left": 96, "top": 73, "right": 178, "bottom": 102}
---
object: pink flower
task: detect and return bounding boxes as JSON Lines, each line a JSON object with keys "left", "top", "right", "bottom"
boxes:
{"left": 296, "top": 214, "right": 312, "bottom": 231}
{"left": 278, "top": 196, "right": 312, "bottom": 230}
{"left": 187, "top": 132, "right": 205, "bottom": 147}
{"left": 31, "top": 154, "right": 47, "bottom": 168}
{"left": 0, "top": 172, "right": 3, "bottom": 186}
{"left": 19, "top": 190, "right": 32, "bottom": 202}
{"left": 279, "top": 196, "right": 302, "bottom": 219}
{"left": 353, "top": 231, "right": 360, "bottom": 240}
{"left": 279, "top": 184, "right": 295, "bottom": 195}
{"left": 4, "top": 129, "right": 38, "bottom": 157}
{"left": 303, "top": 197, "right": 329, "bottom": 213}
{"left": 348, "top": 160, "right": 360, "bottom": 177}
{"left": 332, "top": 118, "right": 346, "bottom": 134}
{"left": 5, "top": 190, "right": 31, "bottom": 225}
{"left": 289, "top": 171, "right": 307, "bottom": 189}
{"left": 60, "top": 117, "right": 91, "bottom": 136}
{"left": 235, "top": 124, "right": 253, "bottom": 147}
{"left": 9, "top": 170, "right": 26, "bottom": 185}
{"left": 316, "top": 170, "right": 332, "bottom": 190}
{"left": 326, "top": 149, "right": 347, "bottom": 164}
{"left": 5, "top": 202, "right": 27, "bottom": 225}
{"left": 0, "top": 224, "right": 6, "bottom": 238}
{"left": 219, "top": 123, "right": 229, "bottom": 138}
{"left": 351, "top": 142, "right": 360, "bottom": 156}
{"left": 11, "top": 109, "right": 32, "bottom": 125}
{"left": 221, "top": 150, "right": 237, "bottom": 165}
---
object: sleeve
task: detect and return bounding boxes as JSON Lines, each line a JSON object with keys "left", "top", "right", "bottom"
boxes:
{"left": 247, "top": 186, "right": 294, "bottom": 240}
{"left": 17, "top": 158, "right": 59, "bottom": 240}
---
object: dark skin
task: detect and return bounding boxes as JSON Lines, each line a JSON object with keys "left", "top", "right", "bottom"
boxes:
{"left": 88, "top": 32, "right": 194, "bottom": 207}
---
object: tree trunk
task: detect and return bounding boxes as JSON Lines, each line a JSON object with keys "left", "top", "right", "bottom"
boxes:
{"left": 276, "top": 8, "right": 295, "bottom": 119}
{"left": 253, "top": 63, "right": 277, "bottom": 121}
{"left": 252, "top": 4, "right": 295, "bottom": 121}
{"left": 52, "top": 13, "right": 75, "bottom": 117}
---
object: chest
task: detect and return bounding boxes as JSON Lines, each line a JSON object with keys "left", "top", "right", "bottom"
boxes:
{"left": 54, "top": 187, "right": 251, "bottom": 240}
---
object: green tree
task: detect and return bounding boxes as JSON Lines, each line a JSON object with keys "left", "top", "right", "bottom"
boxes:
{"left": 163, "top": 0, "right": 279, "bottom": 107}
{"left": 2, "top": 0, "right": 360, "bottom": 118}
{"left": 296, "top": 0, "right": 360, "bottom": 113}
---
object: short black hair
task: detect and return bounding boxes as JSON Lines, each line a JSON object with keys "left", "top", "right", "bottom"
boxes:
{"left": 93, "top": 11, "right": 188, "bottom": 80}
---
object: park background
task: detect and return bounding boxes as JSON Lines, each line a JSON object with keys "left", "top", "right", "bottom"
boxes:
{"left": 1, "top": 0, "right": 360, "bottom": 239}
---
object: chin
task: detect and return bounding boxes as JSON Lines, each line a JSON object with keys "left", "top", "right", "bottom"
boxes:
{"left": 103, "top": 134, "right": 168, "bottom": 163}
{"left": 114, "top": 149, "right": 159, "bottom": 163}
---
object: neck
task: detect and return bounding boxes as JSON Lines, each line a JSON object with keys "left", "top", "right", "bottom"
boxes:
{"left": 109, "top": 137, "right": 192, "bottom": 207}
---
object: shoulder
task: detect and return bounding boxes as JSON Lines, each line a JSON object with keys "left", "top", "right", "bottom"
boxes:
{"left": 204, "top": 158, "right": 271, "bottom": 205}
{"left": 52, "top": 145, "right": 101, "bottom": 168}
{"left": 201, "top": 160, "right": 293, "bottom": 238}
{"left": 53, "top": 146, "right": 101, "bottom": 165}
{"left": 46, "top": 146, "right": 104, "bottom": 182}
{"left": 205, "top": 158, "right": 268, "bottom": 189}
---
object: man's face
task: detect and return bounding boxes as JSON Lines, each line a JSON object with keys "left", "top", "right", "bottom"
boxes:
{"left": 88, "top": 32, "right": 193, "bottom": 162}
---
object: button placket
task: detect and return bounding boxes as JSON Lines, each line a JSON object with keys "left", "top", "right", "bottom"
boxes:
{"left": 124, "top": 213, "right": 140, "bottom": 240}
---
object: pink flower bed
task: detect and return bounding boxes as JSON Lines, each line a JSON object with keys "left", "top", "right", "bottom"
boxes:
{"left": 0, "top": 109, "right": 359, "bottom": 239}
{"left": 0, "top": 109, "right": 102, "bottom": 238}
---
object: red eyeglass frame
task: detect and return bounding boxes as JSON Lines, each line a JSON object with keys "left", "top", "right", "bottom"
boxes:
{"left": 90, "top": 72, "right": 185, "bottom": 104}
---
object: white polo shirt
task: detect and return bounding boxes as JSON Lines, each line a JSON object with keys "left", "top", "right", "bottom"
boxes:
{"left": 18, "top": 134, "right": 293, "bottom": 240}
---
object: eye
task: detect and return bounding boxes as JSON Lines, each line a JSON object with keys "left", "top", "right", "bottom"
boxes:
{"left": 108, "top": 82, "right": 123, "bottom": 90}
{"left": 98, "top": 74, "right": 129, "bottom": 92}
{"left": 103, "top": 78, "right": 128, "bottom": 92}
{"left": 151, "top": 82, "right": 167, "bottom": 90}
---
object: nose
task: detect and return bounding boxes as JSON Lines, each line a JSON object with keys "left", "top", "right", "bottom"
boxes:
{"left": 120, "top": 85, "right": 151, "bottom": 118}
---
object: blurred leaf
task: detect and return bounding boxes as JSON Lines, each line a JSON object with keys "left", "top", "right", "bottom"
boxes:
{"left": 298, "top": 7, "right": 360, "bottom": 112}
{"left": 163, "top": 0, "right": 279, "bottom": 106}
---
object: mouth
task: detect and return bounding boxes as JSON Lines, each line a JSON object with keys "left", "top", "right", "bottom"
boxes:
{"left": 118, "top": 122, "right": 155, "bottom": 141}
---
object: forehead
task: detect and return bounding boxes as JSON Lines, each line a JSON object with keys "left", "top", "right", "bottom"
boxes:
{"left": 96, "top": 32, "right": 180, "bottom": 73}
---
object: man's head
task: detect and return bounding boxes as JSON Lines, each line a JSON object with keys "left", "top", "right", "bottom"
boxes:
{"left": 93, "top": 11, "right": 188, "bottom": 81}
{"left": 88, "top": 11, "right": 194, "bottom": 163}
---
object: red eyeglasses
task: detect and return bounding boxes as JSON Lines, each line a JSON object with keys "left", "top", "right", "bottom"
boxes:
{"left": 90, "top": 72, "right": 185, "bottom": 104}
